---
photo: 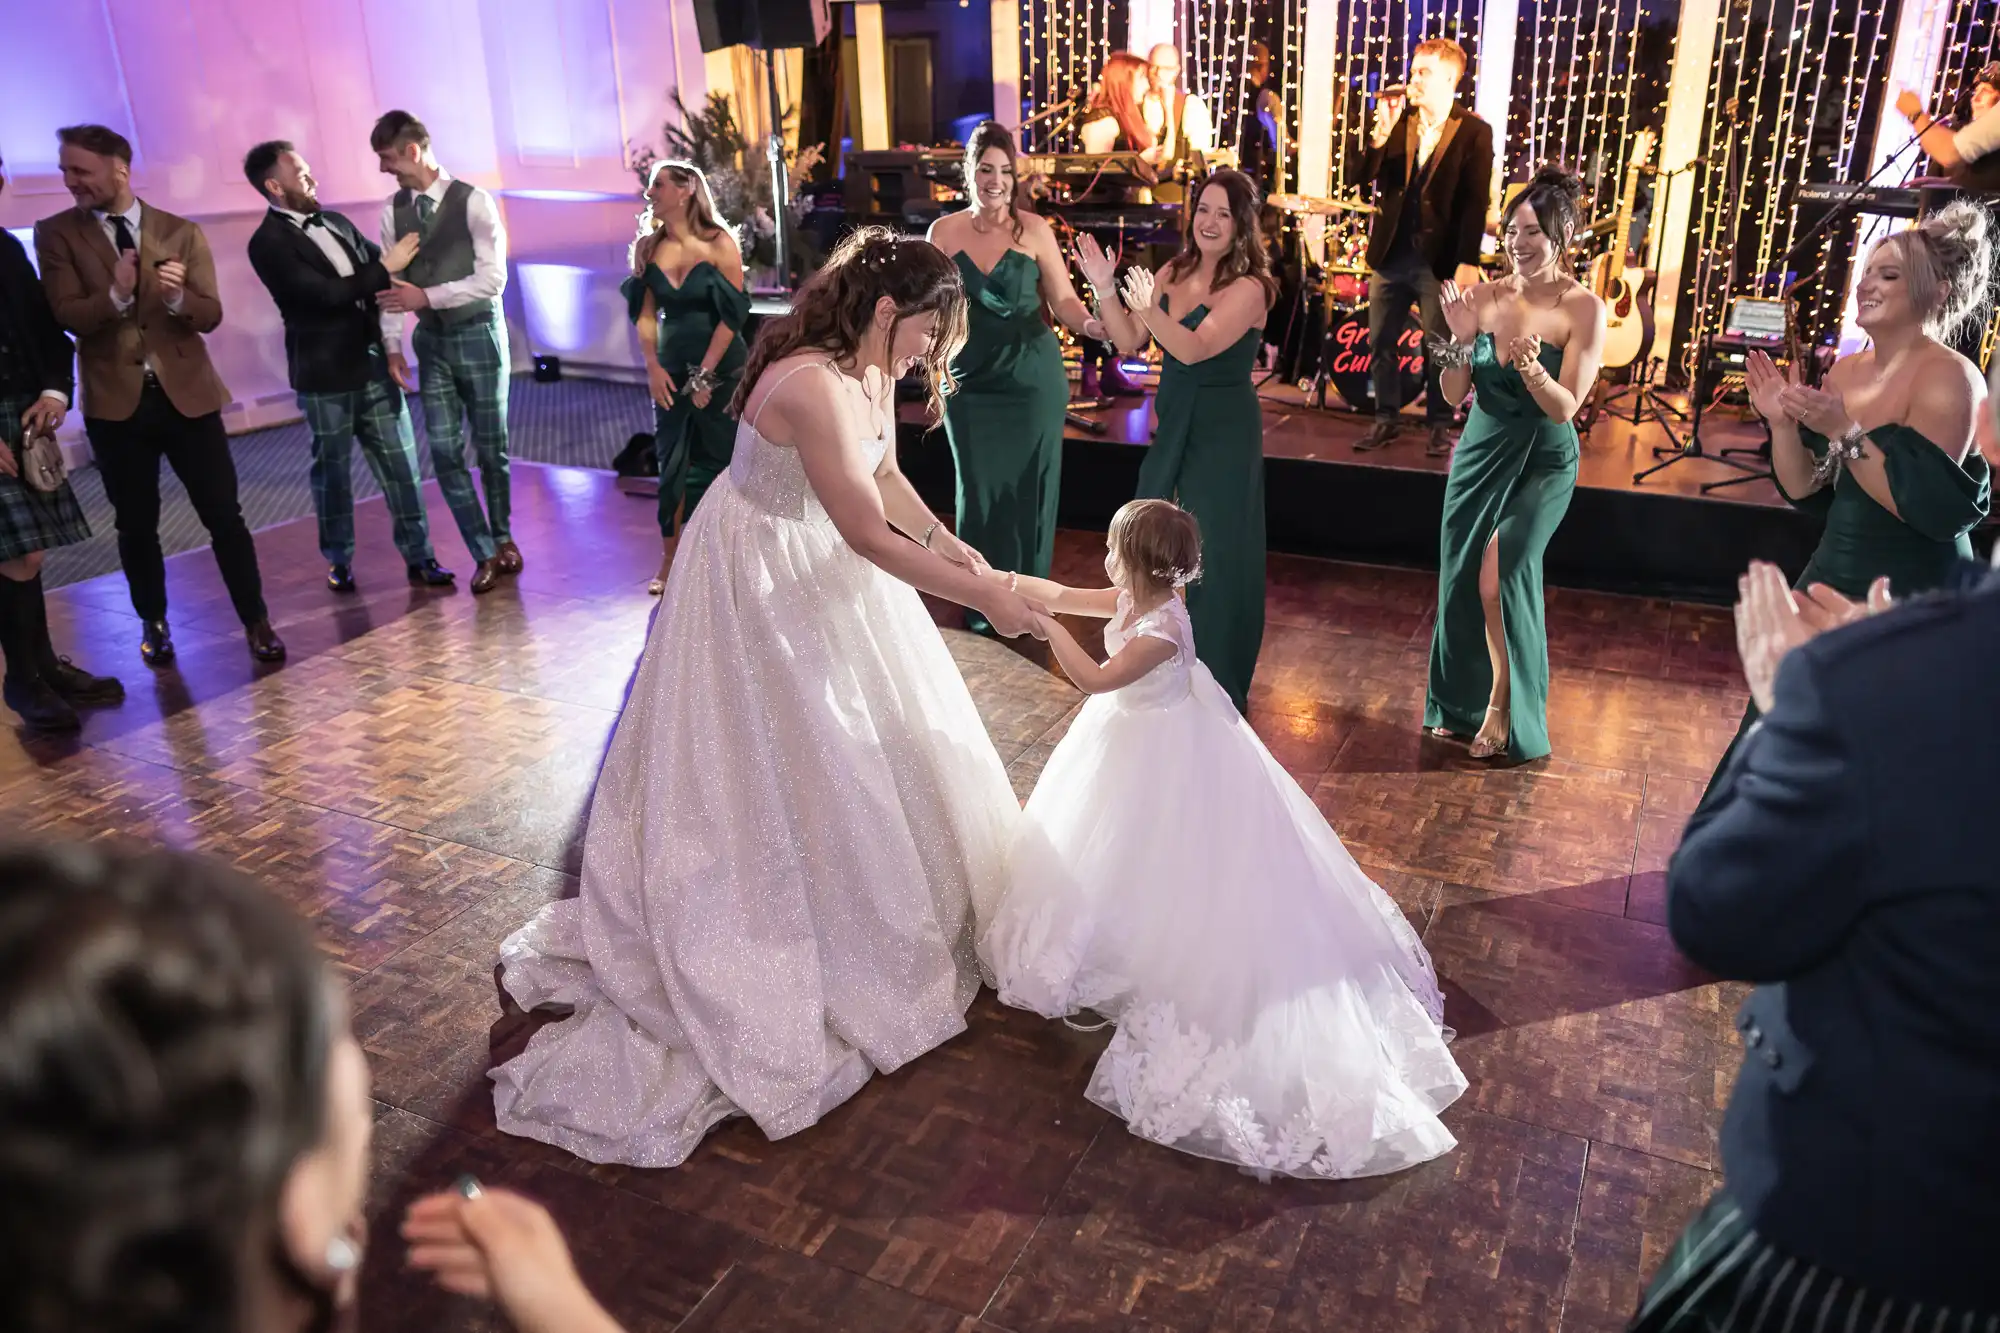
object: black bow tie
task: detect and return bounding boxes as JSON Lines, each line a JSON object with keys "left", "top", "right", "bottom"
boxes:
{"left": 300, "top": 213, "right": 328, "bottom": 229}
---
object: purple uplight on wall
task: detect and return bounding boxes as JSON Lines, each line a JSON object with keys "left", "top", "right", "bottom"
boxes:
{"left": 515, "top": 262, "right": 594, "bottom": 353}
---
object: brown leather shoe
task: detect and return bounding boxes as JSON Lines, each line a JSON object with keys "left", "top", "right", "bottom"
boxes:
{"left": 246, "top": 620, "right": 287, "bottom": 663}
{"left": 1354, "top": 419, "right": 1403, "bottom": 452}
{"left": 470, "top": 559, "right": 503, "bottom": 594}
{"left": 495, "top": 541, "right": 524, "bottom": 574}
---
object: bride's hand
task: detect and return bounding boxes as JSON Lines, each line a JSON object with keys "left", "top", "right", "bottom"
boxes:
{"left": 983, "top": 589, "right": 1040, "bottom": 639}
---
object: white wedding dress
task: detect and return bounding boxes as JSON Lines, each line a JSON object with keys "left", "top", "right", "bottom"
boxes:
{"left": 980, "top": 592, "right": 1466, "bottom": 1179}
{"left": 490, "top": 362, "right": 1021, "bottom": 1167}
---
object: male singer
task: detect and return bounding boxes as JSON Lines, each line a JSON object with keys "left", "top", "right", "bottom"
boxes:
{"left": 244, "top": 140, "right": 458, "bottom": 595}
{"left": 1353, "top": 38, "right": 1492, "bottom": 457}
{"left": 36, "top": 125, "right": 284, "bottom": 666}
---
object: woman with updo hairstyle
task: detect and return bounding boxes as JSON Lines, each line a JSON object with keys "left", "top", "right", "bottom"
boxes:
{"left": 625, "top": 159, "right": 751, "bottom": 594}
{"left": 0, "top": 841, "right": 623, "bottom": 1333}
{"left": 1702, "top": 199, "right": 1995, "bottom": 791}
{"left": 490, "top": 225, "right": 1043, "bottom": 1169}
{"left": 1425, "top": 165, "right": 1606, "bottom": 762}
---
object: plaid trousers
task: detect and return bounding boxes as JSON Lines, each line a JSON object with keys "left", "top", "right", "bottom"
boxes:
{"left": 297, "top": 368, "right": 433, "bottom": 567}
{"left": 412, "top": 313, "right": 509, "bottom": 561}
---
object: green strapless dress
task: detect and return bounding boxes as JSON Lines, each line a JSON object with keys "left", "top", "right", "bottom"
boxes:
{"left": 1702, "top": 422, "right": 1991, "bottom": 791}
{"left": 1425, "top": 332, "right": 1578, "bottom": 762}
{"left": 1135, "top": 290, "right": 1266, "bottom": 712}
{"left": 942, "top": 249, "right": 1070, "bottom": 633}
{"left": 622, "top": 261, "right": 751, "bottom": 537}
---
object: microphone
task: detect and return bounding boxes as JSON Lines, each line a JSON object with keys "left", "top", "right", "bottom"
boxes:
{"left": 1376, "top": 83, "right": 1407, "bottom": 100}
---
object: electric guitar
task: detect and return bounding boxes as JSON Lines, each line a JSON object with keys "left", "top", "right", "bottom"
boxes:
{"left": 1587, "top": 130, "right": 1657, "bottom": 370}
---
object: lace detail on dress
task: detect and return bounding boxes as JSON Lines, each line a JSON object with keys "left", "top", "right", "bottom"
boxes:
{"left": 1103, "top": 591, "right": 1195, "bottom": 708}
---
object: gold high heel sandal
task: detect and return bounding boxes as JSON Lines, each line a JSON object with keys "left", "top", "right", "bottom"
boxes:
{"left": 1468, "top": 705, "right": 1510, "bottom": 760}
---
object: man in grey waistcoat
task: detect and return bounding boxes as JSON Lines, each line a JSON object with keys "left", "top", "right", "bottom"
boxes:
{"left": 371, "top": 110, "right": 516, "bottom": 594}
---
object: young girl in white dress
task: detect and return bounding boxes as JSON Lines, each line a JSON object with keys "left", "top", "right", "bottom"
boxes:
{"left": 979, "top": 500, "right": 1466, "bottom": 1179}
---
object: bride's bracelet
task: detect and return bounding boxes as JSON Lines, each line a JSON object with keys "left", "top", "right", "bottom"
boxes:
{"left": 1425, "top": 336, "right": 1475, "bottom": 370}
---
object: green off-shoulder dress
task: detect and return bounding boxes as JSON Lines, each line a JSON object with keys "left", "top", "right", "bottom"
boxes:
{"left": 1136, "top": 290, "right": 1266, "bottom": 712}
{"left": 942, "top": 249, "right": 1070, "bottom": 634}
{"left": 1425, "top": 332, "right": 1578, "bottom": 762}
{"left": 622, "top": 261, "right": 752, "bottom": 537}
{"left": 1701, "top": 421, "right": 1992, "bottom": 791}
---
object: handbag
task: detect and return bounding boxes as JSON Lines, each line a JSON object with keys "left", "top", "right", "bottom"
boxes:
{"left": 18, "top": 428, "right": 66, "bottom": 494}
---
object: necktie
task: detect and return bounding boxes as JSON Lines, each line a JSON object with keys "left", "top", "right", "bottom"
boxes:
{"left": 414, "top": 193, "right": 436, "bottom": 230}
{"left": 110, "top": 214, "right": 136, "bottom": 254}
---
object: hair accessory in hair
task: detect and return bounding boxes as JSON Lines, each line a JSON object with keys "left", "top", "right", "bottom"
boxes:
{"left": 1157, "top": 560, "right": 1203, "bottom": 589}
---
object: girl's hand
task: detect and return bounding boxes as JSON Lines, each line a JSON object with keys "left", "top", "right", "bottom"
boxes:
{"left": 1776, "top": 381, "right": 1854, "bottom": 438}
{"left": 1075, "top": 235, "right": 1119, "bottom": 294}
{"left": 1505, "top": 333, "right": 1542, "bottom": 369}
{"left": 1440, "top": 280, "right": 1480, "bottom": 344}
{"left": 1120, "top": 268, "right": 1156, "bottom": 314}
{"left": 646, "top": 361, "right": 676, "bottom": 410}
{"left": 1743, "top": 350, "right": 1791, "bottom": 424}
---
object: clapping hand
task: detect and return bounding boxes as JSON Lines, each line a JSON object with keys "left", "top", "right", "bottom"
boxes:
{"left": 111, "top": 248, "right": 140, "bottom": 302}
{"left": 1742, "top": 350, "right": 1795, "bottom": 425}
{"left": 1776, "top": 378, "right": 1853, "bottom": 439}
{"left": 1797, "top": 577, "right": 1893, "bottom": 632}
{"left": 155, "top": 259, "right": 188, "bottom": 304}
{"left": 1734, "top": 561, "right": 1813, "bottom": 714}
{"left": 1505, "top": 333, "right": 1542, "bottom": 370}
{"left": 1120, "top": 267, "right": 1156, "bottom": 314}
{"left": 1075, "top": 235, "right": 1120, "bottom": 295}
{"left": 1439, "top": 279, "right": 1480, "bottom": 344}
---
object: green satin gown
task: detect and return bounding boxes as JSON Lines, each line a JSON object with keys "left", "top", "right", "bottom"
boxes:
{"left": 1702, "top": 421, "right": 1991, "bottom": 791}
{"left": 1425, "top": 332, "right": 1578, "bottom": 762}
{"left": 943, "top": 249, "right": 1069, "bottom": 633}
{"left": 622, "top": 261, "right": 751, "bottom": 537}
{"left": 1135, "top": 290, "right": 1266, "bottom": 712}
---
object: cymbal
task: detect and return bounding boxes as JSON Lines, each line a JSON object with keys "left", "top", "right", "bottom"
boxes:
{"left": 1269, "top": 192, "right": 1376, "bottom": 216}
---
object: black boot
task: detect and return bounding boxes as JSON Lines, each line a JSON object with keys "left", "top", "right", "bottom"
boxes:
{"left": 27, "top": 574, "right": 123, "bottom": 706}
{"left": 0, "top": 574, "right": 79, "bottom": 733}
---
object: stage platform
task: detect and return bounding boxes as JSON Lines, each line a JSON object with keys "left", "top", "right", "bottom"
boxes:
{"left": 0, "top": 461, "right": 1747, "bottom": 1333}
{"left": 903, "top": 377, "right": 1995, "bottom": 604}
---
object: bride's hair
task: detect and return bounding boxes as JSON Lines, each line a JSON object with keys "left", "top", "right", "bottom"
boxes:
{"left": 1108, "top": 499, "right": 1202, "bottom": 601}
{"left": 731, "top": 227, "right": 970, "bottom": 424}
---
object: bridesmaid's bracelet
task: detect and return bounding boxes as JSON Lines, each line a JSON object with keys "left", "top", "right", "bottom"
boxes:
{"left": 1812, "top": 423, "right": 1868, "bottom": 485}
{"left": 683, "top": 365, "right": 720, "bottom": 396}
{"left": 1426, "top": 336, "right": 1474, "bottom": 369}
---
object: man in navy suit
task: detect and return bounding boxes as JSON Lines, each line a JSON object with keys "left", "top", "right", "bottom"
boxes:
{"left": 1631, "top": 480, "right": 2000, "bottom": 1326}
{"left": 243, "top": 140, "right": 457, "bottom": 594}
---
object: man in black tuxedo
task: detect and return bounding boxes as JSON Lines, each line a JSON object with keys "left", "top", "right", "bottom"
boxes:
{"left": 1629, "top": 540, "right": 2000, "bottom": 1329}
{"left": 1353, "top": 38, "right": 1492, "bottom": 457}
{"left": 243, "top": 140, "right": 453, "bottom": 593}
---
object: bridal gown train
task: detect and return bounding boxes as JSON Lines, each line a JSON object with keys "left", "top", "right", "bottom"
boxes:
{"left": 490, "top": 362, "right": 1021, "bottom": 1167}
{"left": 980, "top": 592, "right": 1466, "bottom": 1179}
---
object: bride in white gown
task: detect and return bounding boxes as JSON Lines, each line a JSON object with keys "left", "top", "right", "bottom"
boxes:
{"left": 489, "top": 229, "right": 1043, "bottom": 1167}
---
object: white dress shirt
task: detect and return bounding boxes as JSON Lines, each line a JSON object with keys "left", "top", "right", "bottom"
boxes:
{"left": 1415, "top": 110, "right": 1448, "bottom": 169}
{"left": 377, "top": 169, "right": 508, "bottom": 353}
{"left": 277, "top": 207, "right": 356, "bottom": 278}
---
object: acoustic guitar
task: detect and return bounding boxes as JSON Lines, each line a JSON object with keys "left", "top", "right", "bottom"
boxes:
{"left": 1587, "top": 130, "right": 1657, "bottom": 371}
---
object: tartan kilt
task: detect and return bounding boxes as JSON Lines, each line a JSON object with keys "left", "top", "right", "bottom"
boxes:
{"left": 0, "top": 392, "right": 93, "bottom": 562}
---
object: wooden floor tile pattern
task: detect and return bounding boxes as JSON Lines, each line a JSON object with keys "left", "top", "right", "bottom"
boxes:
{"left": 0, "top": 467, "right": 1748, "bottom": 1331}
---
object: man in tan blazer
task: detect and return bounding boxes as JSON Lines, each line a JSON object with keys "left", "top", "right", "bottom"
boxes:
{"left": 36, "top": 124, "right": 283, "bottom": 665}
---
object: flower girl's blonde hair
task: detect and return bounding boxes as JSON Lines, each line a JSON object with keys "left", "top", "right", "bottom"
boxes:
{"left": 1108, "top": 499, "right": 1202, "bottom": 602}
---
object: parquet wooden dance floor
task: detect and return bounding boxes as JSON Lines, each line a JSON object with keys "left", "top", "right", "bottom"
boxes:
{"left": 0, "top": 463, "right": 1750, "bottom": 1333}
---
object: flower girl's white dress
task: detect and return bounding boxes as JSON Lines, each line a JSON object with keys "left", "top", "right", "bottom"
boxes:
{"left": 980, "top": 591, "right": 1467, "bottom": 1179}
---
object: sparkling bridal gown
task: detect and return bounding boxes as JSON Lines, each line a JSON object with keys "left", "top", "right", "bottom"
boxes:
{"left": 490, "top": 362, "right": 1020, "bottom": 1167}
{"left": 980, "top": 592, "right": 1466, "bottom": 1179}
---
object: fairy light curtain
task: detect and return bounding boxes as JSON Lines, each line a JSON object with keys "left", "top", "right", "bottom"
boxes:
{"left": 1019, "top": 0, "right": 1125, "bottom": 150}
{"left": 1505, "top": 0, "right": 1676, "bottom": 233}
{"left": 1927, "top": 0, "right": 1999, "bottom": 140}
{"left": 1322, "top": 0, "right": 1483, "bottom": 200}
{"left": 1168, "top": 0, "right": 1302, "bottom": 189}
{"left": 1677, "top": 0, "right": 1900, "bottom": 376}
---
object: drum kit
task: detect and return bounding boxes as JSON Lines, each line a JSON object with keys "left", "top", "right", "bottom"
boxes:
{"left": 1263, "top": 192, "right": 1423, "bottom": 412}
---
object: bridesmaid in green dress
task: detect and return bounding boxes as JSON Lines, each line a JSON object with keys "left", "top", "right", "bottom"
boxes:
{"left": 927, "top": 122, "right": 1103, "bottom": 632}
{"left": 624, "top": 160, "right": 751, "bottom": 593}
{"left": 1425, "top": 169, "right": 1606, "bottom": 761}
{"left": 1703, "top": 201, "right": 1993, "bottom": 789}
{"left": 1081, "top": 168, "right": 1277, "bottom": 711}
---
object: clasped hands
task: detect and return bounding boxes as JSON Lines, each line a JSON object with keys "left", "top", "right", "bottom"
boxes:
{"left": 111, "top": 250, "right": 187, "bottom": 306}
{"left": 968, "top": 562, "right": 1054, "bottom": 640}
